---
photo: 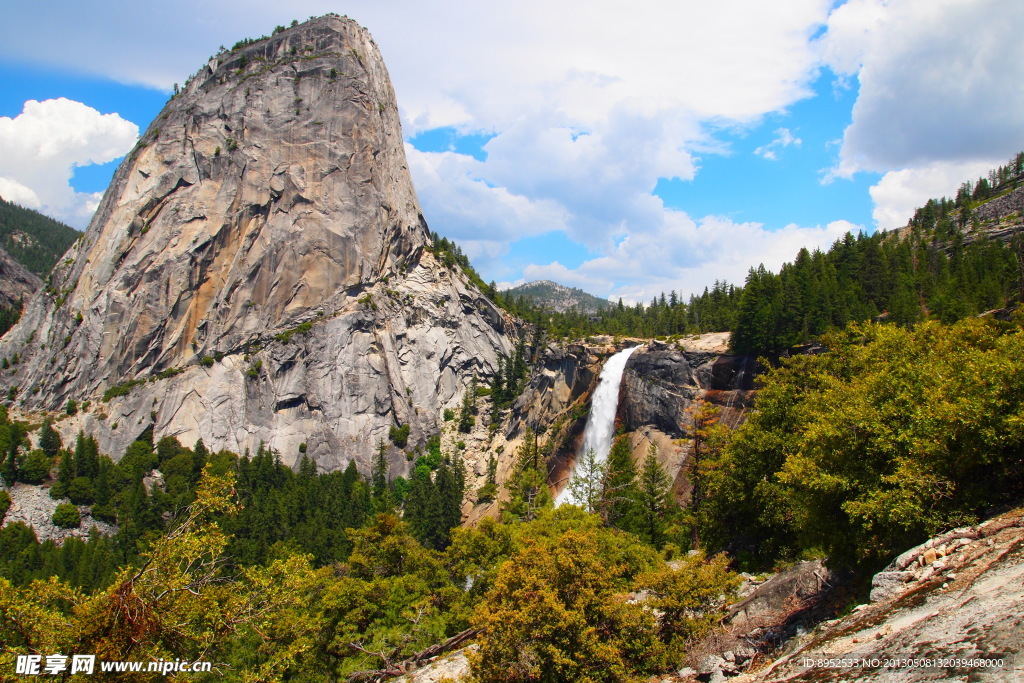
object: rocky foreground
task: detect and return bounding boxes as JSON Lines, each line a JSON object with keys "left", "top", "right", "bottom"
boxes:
{"left": 389, "top": 509, "right": 1024, "bottom": 683}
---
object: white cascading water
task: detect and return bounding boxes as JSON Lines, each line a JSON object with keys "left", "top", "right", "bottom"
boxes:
{"left": 555, "top": 346, "right": 640, "bottom": 506}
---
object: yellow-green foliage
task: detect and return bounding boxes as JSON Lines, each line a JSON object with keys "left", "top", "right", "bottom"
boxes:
{"left": 0, "top": 465, "right": 741, "bottom": 682}
{"left": 699, "top": 316, "right": 1024, "bottom": 570}
{"left": 637, "top": 551, "right": 740, "bottom": 658}
{"left": 469, "top": 506, "right": 737, "bottom": 682}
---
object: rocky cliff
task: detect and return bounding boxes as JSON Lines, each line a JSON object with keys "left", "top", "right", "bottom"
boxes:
{"left": 720, "top": 508, "right": 1024, "bottom": 683}
{"left": 0, "top": 16, "right": 514, "bottom": 473}
{"left": 0, "top": 246, "right": 41, "bottom": 308}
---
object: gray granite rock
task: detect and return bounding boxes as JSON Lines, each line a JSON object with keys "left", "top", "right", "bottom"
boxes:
{"left": 0, "top": 17, "right": 514, "bottom": 474}
{"left": 1, "top": 482, "right": 116, "bottom": 543}
{"left": 0, "top": 246, "right": 41, "bottom": 309}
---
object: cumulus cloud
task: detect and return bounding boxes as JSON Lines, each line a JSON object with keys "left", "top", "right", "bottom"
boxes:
{"left": 820, "top": 0, "right": 1024, "bottom": 176}
{"left": 4, "top": 1, "right": 884, "bottom": 293}
{"left": 524, "top": 211, "right": 857, "bottom": 302}
{"left": 0, "top": 98, "right": 138, "bottom": 227}
{"left": 406, "top": 145, "right": 570, "bottom": 263}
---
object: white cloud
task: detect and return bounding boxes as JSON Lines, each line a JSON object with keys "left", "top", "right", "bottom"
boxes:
{"left": 754, "top": 128, "right": 802, "bottom": 160}
{"left": 524, "top": 209, "right": 857, "bottom": 302}
{"left": 820, "top": 0, "right": 1024, "bottom": 176}
{"left": 11, "top": 1, "right": 926, "bottom": 297}
{"left": 0, "top": 177, "right": 41, "bottom": 207}
{"left": 406, "top": 145, "right": 570, "bottom": 267}
{"left": 1, "top": 1, "right": 841, "bottom": 275}
{"left": 0, "top": 98, "right": 138, "bottom": 227}
{"left": 869, "top": 159, "right": 1002, "bottom": 230}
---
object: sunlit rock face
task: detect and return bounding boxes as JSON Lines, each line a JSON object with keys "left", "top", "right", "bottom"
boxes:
{"left": 0, "top": 16, "right": 515, "bottom": 472}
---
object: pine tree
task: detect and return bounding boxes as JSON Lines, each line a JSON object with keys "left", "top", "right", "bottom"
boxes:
{"left": 501, "top": 430, "right": 552, "bottom": 522}
{"left": 2, "top": 435, "right": 19, "bottom": 486}
{"left": 490, "top": 355, "right": 506, "bottom": 407}
{"left": 39, "top": 419, "right": 61, "bottom": 458}
{"left": 565, "top": 448, "right": 605, "bottom": 513}
{"left": 684, "top": 400, "right": 727, "bottom": 549}
{"left": 458, "top": 381, "right": 476, "bottom": 433}
{"left": 73, "top": 431, "right": 100, "bottom": 480}
{"left": 633, "top": 443, "right": 671, "bottom": 549}
{"left": 602, "top": 435, "right": 638, "bottom": 528}
{"left": 371, "top": 440, "right": 394, "bottom": 513}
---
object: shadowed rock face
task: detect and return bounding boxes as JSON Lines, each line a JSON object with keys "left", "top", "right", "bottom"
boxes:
{"left": 0, "top": 16, "right": 514, "bottom": 471}
{"left": 0, "top": 246, "right": 41, "bottom": 308}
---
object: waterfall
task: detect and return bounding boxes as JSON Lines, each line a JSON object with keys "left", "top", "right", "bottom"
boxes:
{"left": 556, "top": 346, "right": 640, "bottom": 506}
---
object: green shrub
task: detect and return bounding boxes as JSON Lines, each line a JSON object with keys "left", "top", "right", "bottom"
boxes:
{"left": 200, "top": 356, "right": 215, "bottom": 368}
{"left": 65, "top": 399, "right": 78, "bottom": 415}
{"left": 90, "top": 503, "right": 117, "bottom": 524}
{"left": 476, "top": 482, "right": 497, "bottom": 503}
{"left": 102, "top": 378, "right": 146, "bottom": 402}
{"left": 388, "top": 424, "right": 410, "bottom": 448}
{"left": 18, "top": 450, "right": 50, "bottom": 484}
{"left": 0, "top": 490, "right": 10, "bottom": 521}
{"left": 52, "top": 503, "right": 80, "bottom": 529}
{"left": 67, "top": 477, "right": 96, "bottom": 505}
{"left": 443, "top": 408, "right": 455, "bottom": 421}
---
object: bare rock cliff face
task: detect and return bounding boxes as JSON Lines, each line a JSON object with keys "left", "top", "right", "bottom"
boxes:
{"left": 618, "top": 340, "right": 756, "bottom": 438}
{"left": 0, "top": 16, "right": 514, "bottom": 471}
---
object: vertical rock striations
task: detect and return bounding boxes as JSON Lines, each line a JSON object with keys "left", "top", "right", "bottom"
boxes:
{"left": 0, "top": 16, "right": 514, "bottom": 472}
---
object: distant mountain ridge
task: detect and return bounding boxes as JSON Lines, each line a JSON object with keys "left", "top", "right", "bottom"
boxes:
{"left": 504, "top": 280, "right": 611, "bottom": 314}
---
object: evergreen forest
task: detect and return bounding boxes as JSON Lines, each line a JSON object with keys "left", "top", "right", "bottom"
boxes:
{"left": 0, "top": 197, "right": 80, "bottom": 278}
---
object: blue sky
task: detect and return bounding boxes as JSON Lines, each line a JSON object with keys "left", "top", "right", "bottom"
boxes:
{"left": 1, "top": 0, "right": 1022, "bottom": 302}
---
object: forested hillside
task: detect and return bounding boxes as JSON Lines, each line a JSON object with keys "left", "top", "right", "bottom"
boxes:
{"left": 693, "top": 315, "right": 1024, "bottom": 575}
{"left": 503, "top": 280, "right": 612, "bottom": 314}
{"left": 730, "top": 151, "right": 1024, "bottom": 354}
{"left": 0, "top": 197, "right": 80, "bottom": 277}
{"left": 496, "top": 280, "right": 743, "bottom": 340}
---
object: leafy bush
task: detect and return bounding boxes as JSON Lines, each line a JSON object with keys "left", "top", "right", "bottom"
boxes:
{"left": 275, "top": 321, "right": 314, "bottom": 344}
{"left": 0, "top": 490, "right": 10, "bottom": 521}
{"left": 476, "top": 481, "right": 497, "bottom": 503}
{"left": 90, "top": 503, "right": 117, "bottom": 523}
{"left": 68, "top": 477, "right": 96, "bottom": 505}
{"left": 388, "top": 424, "right": 410, "bottom": 448}
{"left": 102, "top": 378, "right": 146, "bottom": 402}
{"left": 52, "top": 503, "right": 80, "bottom": 529}
{"left": 18, "top": 450, "right": 50, "bottom": 484}
{"left": 699, "top": 317, "right": 1024, "bottom": 571}
{"left": 470, "top": 513, "right": 665, "bottom": 682}
{"left": 247, "top": 360, "right": 262, "bottom": 378}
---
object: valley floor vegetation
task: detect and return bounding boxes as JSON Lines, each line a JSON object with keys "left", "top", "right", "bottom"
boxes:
{"left": 1, "top": 407, "right": 737, "bottom": 681}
